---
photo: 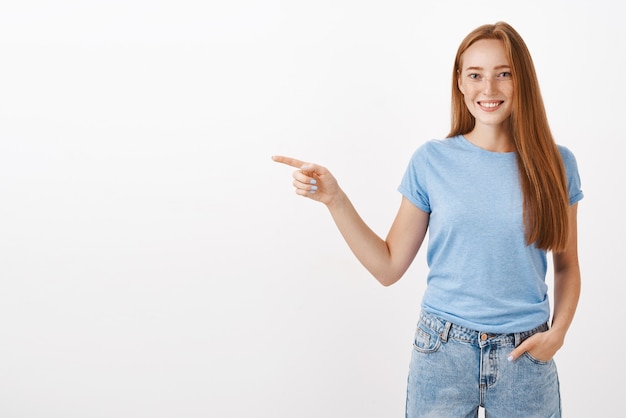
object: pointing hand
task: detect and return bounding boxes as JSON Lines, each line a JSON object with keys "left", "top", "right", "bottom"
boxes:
{"left": 272, "top": 155, "right": 342, "bottom": 207}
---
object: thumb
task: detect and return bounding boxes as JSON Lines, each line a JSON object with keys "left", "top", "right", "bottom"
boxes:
{"left": 299, "top": 162, "right": 328, "bottom": 178}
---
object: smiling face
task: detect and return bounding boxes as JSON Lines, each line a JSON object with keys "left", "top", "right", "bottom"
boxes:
{"left": 457, "top": 39, "right": 514, "bottom": 131}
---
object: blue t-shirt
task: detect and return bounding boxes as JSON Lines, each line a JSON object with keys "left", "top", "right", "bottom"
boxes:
{"left": 398, "top": 135, "right": 584, "bottom": 333}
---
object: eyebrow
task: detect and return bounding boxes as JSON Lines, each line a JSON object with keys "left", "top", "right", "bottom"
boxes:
{"left": 464, "top": 65, "right": 511, "bottom": 71}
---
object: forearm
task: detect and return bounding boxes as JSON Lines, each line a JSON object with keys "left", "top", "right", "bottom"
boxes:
{"left": 550, "top": 264, "right": 581, "bottom": 343}
{"left": 507, "top": 263, "right": 581, "bottom": 362}
{"left": 272, "top": 156, "right": 425, "bottom": 285}
{"left": 326, "top": 191, "right": 397, "bottom": 285}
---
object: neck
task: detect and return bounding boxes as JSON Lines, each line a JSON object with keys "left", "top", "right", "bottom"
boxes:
{"left": 464, "top": 125, "right": 515, "bottom": 153}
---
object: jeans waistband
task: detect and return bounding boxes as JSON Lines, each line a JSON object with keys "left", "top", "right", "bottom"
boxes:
{"left": 419, "top": 311, "right": 549, "bottom": 347}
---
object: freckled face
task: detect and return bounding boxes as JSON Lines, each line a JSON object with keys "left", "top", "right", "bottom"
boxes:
{"left": 457, "top": 39, "right": 514, "bottom": 129}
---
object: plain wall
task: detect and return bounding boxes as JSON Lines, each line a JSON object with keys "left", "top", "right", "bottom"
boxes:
{"left": 0, "top": 1, "right": 623, "bottom": 417}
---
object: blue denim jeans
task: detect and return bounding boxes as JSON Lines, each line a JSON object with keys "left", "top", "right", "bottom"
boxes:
{"left": 406, "top": 311, "right": 561, "bottom": 418}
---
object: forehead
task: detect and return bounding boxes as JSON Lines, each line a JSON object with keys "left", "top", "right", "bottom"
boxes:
{"left": 460, "top": 39, "right": 509, "bottom": 69}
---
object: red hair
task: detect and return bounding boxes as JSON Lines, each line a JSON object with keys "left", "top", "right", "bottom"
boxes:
{"left": 448, "top": 22, "right": 569, "bottom": 251}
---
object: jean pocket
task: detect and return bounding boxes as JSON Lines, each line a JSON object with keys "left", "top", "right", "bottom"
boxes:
{"left": 413, "top": 323, "right": 441, "bottom": 354}
{"left": 522, "top": 351, "right": 553, "bottom": 366}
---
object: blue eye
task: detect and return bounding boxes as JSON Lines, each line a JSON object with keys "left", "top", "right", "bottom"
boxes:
{"left": 499, "top": 72, "right": 512, "bottom": 78}
{"left": 469, "top": 73, "right": 480, "bottom": 79}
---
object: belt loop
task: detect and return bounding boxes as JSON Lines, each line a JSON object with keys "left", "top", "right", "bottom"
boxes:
{"left": 441, "top": 321, "right": 452, "bottom": 343}
{"left": 514, "top": 332, "right": 521, "bottom": 348}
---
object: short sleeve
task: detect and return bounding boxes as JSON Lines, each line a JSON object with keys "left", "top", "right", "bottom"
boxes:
{"left": 558, "top": 145, "right": 584, "bottom": 205}
{"left": 398, "top": 143, "right": 431, "bottom": 213}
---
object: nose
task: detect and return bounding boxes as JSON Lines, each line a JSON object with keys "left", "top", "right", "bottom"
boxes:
{"left": 483, "top": 77, "right": 497, "bottom": 95}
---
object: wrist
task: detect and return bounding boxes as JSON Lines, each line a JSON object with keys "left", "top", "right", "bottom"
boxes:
{"left": 545, "top": 327, "right": 566, "bottom": 348}
{"left": 325, "top": 189, "right": 348, "bottom": 210}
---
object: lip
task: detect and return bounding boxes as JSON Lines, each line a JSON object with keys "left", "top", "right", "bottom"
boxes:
{"left": 478, "top": 101, "right": 504, "bottom": 112}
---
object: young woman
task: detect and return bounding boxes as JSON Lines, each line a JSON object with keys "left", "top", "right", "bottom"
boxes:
{"left": 273, "top": 21, "right": 582, "bottom": 417}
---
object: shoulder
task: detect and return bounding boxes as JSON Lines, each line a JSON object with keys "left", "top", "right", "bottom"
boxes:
{"left": 411, "top": 136, "right": 460, "bottom": 159}
{"left": 556, "top": 144, "right": 580, "bottom": 171}
{"left": 556, "top": 144, "right": 575, "bottom": 159}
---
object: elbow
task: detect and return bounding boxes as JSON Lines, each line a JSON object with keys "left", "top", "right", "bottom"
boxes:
{"left": 375, "top": 273, "right": 402, "bottom": 287}
{"left": 371, "top": 263, "right": 406, "bottom": 287}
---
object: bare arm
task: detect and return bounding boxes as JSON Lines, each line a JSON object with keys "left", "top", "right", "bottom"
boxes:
{"left": 272, "top": 156, "right": 429, "bottom": 286}
{"left": 549, "top": 203, "right": 581, "bottom": 344}
{"left": 508, "top": 203, "right": 581, "bottom": 361}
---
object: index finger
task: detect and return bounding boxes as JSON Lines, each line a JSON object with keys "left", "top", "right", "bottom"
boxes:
{"left": 271, "top": 155, "right": 309, "bottom": 169}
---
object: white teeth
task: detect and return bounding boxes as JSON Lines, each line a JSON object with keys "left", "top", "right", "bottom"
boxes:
{"left": 481, "top": 102, "right": 500, "bottom": 108}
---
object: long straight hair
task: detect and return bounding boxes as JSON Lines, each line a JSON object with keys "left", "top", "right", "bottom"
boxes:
{"left": 448, "top": 22, "right": 569, "bottom": 252}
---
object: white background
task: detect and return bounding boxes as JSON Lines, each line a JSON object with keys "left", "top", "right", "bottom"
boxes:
{"left": 0, "top": 1, "right": 623, "bottom": 417}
